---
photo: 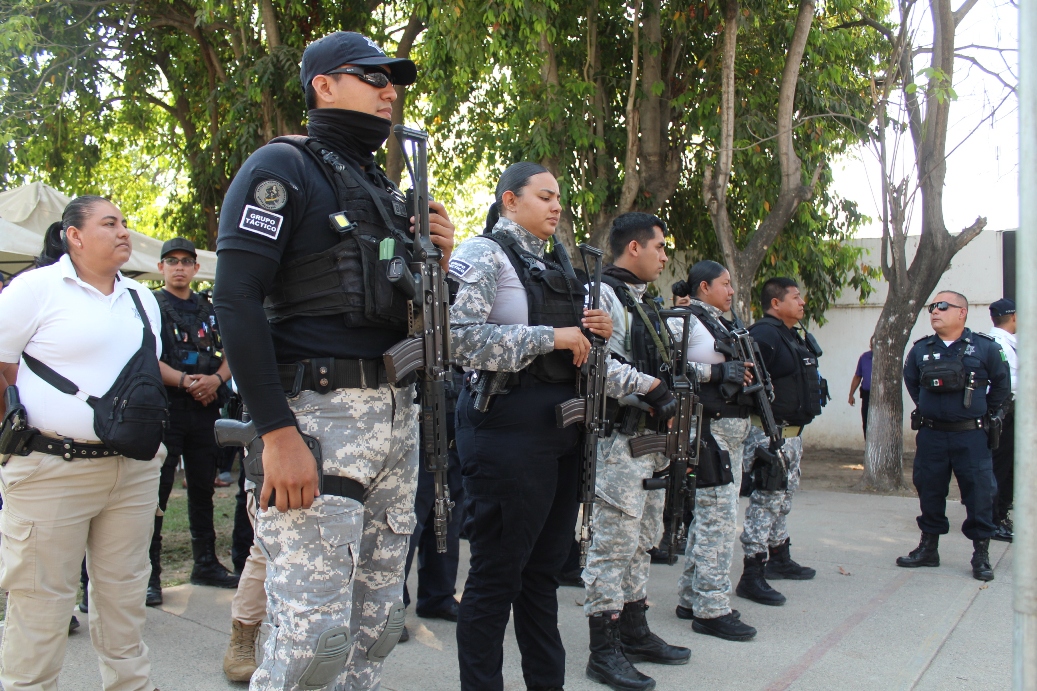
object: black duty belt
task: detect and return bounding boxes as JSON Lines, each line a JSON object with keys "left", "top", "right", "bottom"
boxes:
{"left": 29, "top": 435, "right": 117, "bottom": 460}
{"left": 917, "top": 416, "right": 985, "bottom": 432}
{"left": 278, "top": 358, "right": 388, "bottom": 396}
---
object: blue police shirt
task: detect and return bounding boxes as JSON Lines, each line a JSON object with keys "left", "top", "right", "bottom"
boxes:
{"left": 904, "top": 328, "right": 1010, "bottom": 422}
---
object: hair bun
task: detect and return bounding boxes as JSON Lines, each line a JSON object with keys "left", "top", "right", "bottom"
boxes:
{"left": 671, "top": 279, "right": 690, "bottom": 297}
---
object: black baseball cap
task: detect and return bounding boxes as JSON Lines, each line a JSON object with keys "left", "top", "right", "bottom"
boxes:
{"left": 989, "top": 298, "right": 1016, "bottom": 317}
{"left": 300, "top": 32, "right": 416, "bottom": 91}
{"left": 161, "top": 237, "right": 197, "bottom": 258}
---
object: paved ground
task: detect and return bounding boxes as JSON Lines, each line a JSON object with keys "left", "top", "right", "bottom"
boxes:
{"left": 51, "top": 490, "right": 1012, "bottom": 690}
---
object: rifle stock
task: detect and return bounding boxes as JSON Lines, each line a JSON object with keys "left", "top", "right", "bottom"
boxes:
{"left": 389, "top": 125, "right": 454, "bottom": 552}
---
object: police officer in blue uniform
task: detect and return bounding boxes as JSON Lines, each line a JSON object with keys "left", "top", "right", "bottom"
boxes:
{"left": 897, "top": 290, "right": 1010, "bottom": 581}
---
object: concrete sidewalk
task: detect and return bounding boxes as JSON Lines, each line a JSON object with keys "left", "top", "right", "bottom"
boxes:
{"left": 56, "top": 490, "right": 1012, "bottom": 690}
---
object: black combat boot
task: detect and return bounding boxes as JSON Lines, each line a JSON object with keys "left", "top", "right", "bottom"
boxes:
{"left": 690, "top": 612, "right": 757, "bottom": 642}
{"left": 190, "top": 538, "right": 240, "bottom": 589}
{"left": 735, "top": 554, "right": 786, "bottom": 606}
{"left": 764, "top": 539, "right": 816, "bottom": 580}
{"left": 971, "top": 539, "right": 994, "bottom": 581}
{"left": 991, "top": 513, "right": 1013, "bottom": 543}
{"left": 896, "top": 532, "right": 940, "bottom": 568}
{"left": 619, "top": 599, "right": 690, "bottom": 665}
{"left": 586, "top": 612, "right": 656, "bottom": 690}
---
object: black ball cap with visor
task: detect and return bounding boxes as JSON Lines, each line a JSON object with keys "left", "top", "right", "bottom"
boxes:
{"left": 989, "top": 298, "right": 1016, "bottom": 317}
{"left": 161, "top": 237, "right": 197, "bottom": 258}
{"left": 300, "top": 32, "right": 417, "bottom": 90}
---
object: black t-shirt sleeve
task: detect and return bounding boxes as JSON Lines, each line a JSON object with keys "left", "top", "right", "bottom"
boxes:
{"left": 217, "top": 143, "right": 309, "bottom": 263}
{"left": 212, "top": 249, "right": 295, "bottom": 435}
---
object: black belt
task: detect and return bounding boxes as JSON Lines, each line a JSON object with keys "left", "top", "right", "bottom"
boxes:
{"left": 268, "top": 475, "right": 366, "bottom": 506}
{"left": 918, "top": 417, "right": 985, "bottom": 432}
{"left": 278, "top": 358, "right": 387, "bottom": 396}
{"left": 29, "top": 435, "right": 117, "bottom": 460}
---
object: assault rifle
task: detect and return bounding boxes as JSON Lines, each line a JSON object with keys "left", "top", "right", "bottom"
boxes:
{"left": 629, "top": 310, "right": 703, "bottom": 565}
{"left": 382, "top": 126, "right": 454, "bottom": 553}
{"left": 721, "top": 311, "right": 787, "bottom": 490}
{"left": 555, "top": 244, "right": 608, "bottom": 567}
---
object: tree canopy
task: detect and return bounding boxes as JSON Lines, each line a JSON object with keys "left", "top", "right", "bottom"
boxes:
{"left": 2, "top": 0, "right": 886, "bottom": 319}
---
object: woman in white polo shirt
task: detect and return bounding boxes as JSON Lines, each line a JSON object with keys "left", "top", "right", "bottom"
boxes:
{"left": 0, "top": 196, "right": 164, "bottom": 691}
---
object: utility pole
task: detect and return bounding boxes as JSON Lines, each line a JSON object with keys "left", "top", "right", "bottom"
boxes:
{"left": 1016, "top": 0, "right": 1036, "bottom": 686}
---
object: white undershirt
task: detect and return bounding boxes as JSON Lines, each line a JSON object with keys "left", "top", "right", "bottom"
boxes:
{"left": 687, "top": 317, "right": 726, "bottom": 366}
{"left": 0, "top": 254, "right": 162, "bottom": 441}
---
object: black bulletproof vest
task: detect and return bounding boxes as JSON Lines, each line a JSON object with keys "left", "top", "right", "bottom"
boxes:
{"left": 686, "top": 303, "right": 745, "bottom": 418}
{"left": 154, "top": 291, "right": 223, "bottom": 376}
{"left": 600, "top": 274, "right": 669, "bottom": 377}
{"left": 484, "top": 231, "right": 586, "bottom": 383}
{"left": 262, "top": 136, "right": 414, "bottom": 333}
{"left": 755, "top": 316, "right": 824, "bottom": 426}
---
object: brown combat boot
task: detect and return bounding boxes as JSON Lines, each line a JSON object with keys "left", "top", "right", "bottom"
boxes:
{"left": 223, "top": 619, "right": 260, "bottom": 682}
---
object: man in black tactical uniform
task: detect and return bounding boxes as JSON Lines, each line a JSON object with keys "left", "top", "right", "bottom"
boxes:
{"left": 151, "top": 238, "right": 237, "bottom": 605}
{"left": 213, "top": 31, "right": 454, "bottom": 689}
{"left": 736, "top": 277, "right": 826, "bottom": 607}
{"left": 898, "top": 290, "right": 1010, "bottom": 582}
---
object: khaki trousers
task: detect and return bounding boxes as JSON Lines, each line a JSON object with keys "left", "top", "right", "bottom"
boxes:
{"left": 0, "top": 448, "right": 162, "bottom": 691}
{"left": 230, "top": 488, "right": 267, "bottom": 626}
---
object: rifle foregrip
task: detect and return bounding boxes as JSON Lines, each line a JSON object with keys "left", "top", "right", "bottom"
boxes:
{"left": 383, "top": 338, "right": 425, "bottom": 383}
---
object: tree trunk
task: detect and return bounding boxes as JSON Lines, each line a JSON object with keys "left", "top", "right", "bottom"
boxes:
{"left": 386, "top": 12, "right": 423, "bottom": 185}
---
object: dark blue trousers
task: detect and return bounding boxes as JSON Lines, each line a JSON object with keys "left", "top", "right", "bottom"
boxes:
{"left": 455, "top": 381, "right": 580, "bottom": 691}
{"left": 403, "top": 433, "right": 464, "bottom": 612}
{"left": 913, "top": 427, "right": 997, "bottom": 540}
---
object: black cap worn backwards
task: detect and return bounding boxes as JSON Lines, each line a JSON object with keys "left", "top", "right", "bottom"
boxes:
{"left": 989, "top": 298, "right": 1016, "bottom": 318}
{"left": 300, "top": 32, "right": 417, "bottom": 91}
{"left": 161, "top": 237, "right": 197, "bottom": 258}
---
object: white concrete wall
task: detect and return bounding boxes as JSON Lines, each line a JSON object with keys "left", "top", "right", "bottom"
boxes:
{"left": 653, "top": 230, "right": 1011, "bottom": 450}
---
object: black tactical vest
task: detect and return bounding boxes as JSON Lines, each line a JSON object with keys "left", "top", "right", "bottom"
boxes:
{"left": 755, "top": 316, "right": 825, "bottom": 426}
{"left": 262, "top": 136, "right": 414, "bottom": 333}
{"left": 600, "top": 274, "right": 669, "bottom": 377}
{"left": 485, "top": 231, "right": 586, "bottom": 383}
{"left": 686, "top": 303, "right": 747, "bottom": 418}
{"left": 154, "top": 290, "right": 223, "bottom": 376}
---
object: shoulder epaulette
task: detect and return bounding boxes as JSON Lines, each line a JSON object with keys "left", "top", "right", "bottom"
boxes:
{"left": 973, "top": 331, "right": 996, "bottom": 342}
{"left": 913, "top": 334, "right": 932, "bottom": 345}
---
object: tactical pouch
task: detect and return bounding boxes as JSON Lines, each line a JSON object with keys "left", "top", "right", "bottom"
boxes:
{"left": 0, "top": 386, "right": 35, "bottom": 463}
{"left": 751, "top": 445, "right": 788, "bottom": 492}
{"left": 986, "top": 412, "right": 1003, "bottom": 451}
{"left": 354, "top": 233, "right": 413, "bottom": 327}
{"left": 695, "top": 436, "right": 733, "bottom": 488}
{"left": 910, "top": 409, "right": 922, "bottom": 430}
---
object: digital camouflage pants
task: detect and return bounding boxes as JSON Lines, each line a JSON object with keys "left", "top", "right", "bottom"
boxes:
{"left": 251, "top": 385, "right": 418, "bottom": 691}
{"left": 739, "top": 426, "right": 803, "bottom": 557}
{"left": 583, "top": 432, "right": 667, "bottom": 615}
{"left": 676, "top": 416, "right": 750, "bottom": 619}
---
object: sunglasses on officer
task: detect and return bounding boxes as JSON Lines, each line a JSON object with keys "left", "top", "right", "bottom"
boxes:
{"left": 927, "top": 301, "right": 963, "bottom": 313}
{"left": 323, "top": 66, "right": 394, "bottom": 88}
{"left": 162, "top": 256, "right": 197, "bottom": 267}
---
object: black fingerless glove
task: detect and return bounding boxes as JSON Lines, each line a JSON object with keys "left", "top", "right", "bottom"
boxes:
{"left": 711, "top": 361, "right": 746, "bottom": 385}
{"left": 643, "top": 381, "right": 678, "bottom": 421}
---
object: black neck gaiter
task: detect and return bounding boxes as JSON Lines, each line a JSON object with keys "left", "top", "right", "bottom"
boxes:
{"left": 603, "top": 264, "right": 647, "bottom": 286}
{"left": 306, "top": 109, "right": 391, "bottom": 164}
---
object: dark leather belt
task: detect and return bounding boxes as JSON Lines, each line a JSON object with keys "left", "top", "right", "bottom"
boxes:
{"left": 29, "top": 434, "right": 117, "bottom": 461}
{"left": 918, "top": 417, "right": 985, "bottom": 432}
{"left": 269, "top": 475, "right": 366, "bottom": 506}
{"left": 278, "top": 358, "right": 387, "bottom": 396}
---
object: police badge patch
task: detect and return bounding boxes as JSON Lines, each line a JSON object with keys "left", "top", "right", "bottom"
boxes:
{"left": 254, "top": 180, "right": 288, "bottom": 211}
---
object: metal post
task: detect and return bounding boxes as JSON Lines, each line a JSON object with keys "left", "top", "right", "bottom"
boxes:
{"left": 1016, "top": 0, "right": 1037, "bottom": 686}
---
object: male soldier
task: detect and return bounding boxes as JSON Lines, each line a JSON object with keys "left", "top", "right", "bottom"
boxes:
{"left": 213, "top": 31, "right": 454, "bottom": 689}
{"left": 583, "top": 213, "right": 690, "bottom": 691}
{"left": 151, "top": 238, "right": 237, "bottom": 605}
{"left": 736, "top": 278, "right": 825, "bottom": 607}
{"left": 987, "top": 298, "right": 1016, "bottom": 542}
{"left": 897, "top": 291, "right": 1010, "bottom": 581}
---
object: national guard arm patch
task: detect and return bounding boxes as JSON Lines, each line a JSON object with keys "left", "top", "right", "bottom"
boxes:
{"left": 239, "top": 205, "right": 283, "bottom": 240}
{"left": 449, "top": 258, "right": 473, "bottom": 279}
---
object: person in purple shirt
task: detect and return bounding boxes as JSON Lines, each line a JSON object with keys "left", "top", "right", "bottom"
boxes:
{"left": 848, "top": 338, "right": 874, "bottom": 437}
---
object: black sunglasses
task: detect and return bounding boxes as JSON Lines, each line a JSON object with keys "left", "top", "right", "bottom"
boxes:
{"left": 927, "top": 301, "right": 963, "bottom": 313}
{"left": 323, "top": 66, "right": 394, "bottom": 88}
